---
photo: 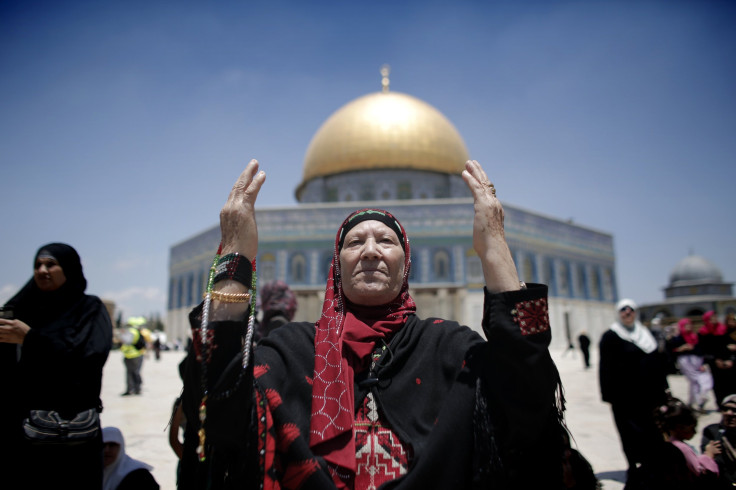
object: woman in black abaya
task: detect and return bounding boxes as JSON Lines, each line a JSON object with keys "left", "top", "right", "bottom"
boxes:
{"left": 0, "top": 243, "right": 113, "bottom": 489}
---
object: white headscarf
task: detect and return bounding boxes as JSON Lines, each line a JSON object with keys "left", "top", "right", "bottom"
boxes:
{"left": 609, "top": 298, "right": 657, "bottom": 354}
{"left": 102, "top": 426, "right": 154, "bottom": 490}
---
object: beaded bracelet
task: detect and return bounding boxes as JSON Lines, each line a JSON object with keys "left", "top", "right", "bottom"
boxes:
{"left": 197, "top": 245, "right": 257, "bottom": 462}
{"left": 213, "top": 252, "right": 252, "bottom": 287}
{"left": 204, "top": 290, "right": 251, "bottom": 303}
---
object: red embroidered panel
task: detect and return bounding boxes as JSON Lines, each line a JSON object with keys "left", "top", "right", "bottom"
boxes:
{"left": 511, "top": 298, "right": 550, "bottom": 336}
{"left": 191, "top": 328, "right": 216, "bottom": 363}
{"left": 256, "top": 387, "right": 321, "bottom": 490}
{"left": 354, "top": 393, "right": 412, "bottom": 490}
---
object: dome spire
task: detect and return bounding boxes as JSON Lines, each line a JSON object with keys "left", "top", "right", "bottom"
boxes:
{"left": 381, "top": 64, "right": 390, "bottom": 93}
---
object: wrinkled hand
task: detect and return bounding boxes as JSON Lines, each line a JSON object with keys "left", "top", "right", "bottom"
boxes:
{"left": 219, "top": 159, "right": 266, "bottom": 260}
{"left": 0, "top": 319, "right": 30, "bottom": 344}
{"left": 461, "top": 160, "right": 520, "bottom": 293}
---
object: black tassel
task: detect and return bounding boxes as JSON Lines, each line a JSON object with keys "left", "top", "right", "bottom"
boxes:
{"left": 472, "top": 377, "right": 506, "bottom": 489}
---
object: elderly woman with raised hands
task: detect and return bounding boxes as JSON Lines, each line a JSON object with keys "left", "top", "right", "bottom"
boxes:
{"left": 179, "top": 159, "right": 566, "bottom": 489}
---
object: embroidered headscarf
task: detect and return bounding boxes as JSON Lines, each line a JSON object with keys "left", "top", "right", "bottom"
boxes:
{"left": 700, "top": 311, "right": 726, "bottom": 336}
{"left": 677, "top": 318, "right": 698, "bottom": 346}
{"left": 259, "top": 280, "right": 298, "bottom": 323}
{"left": 309, "top": 209, "right": 415, "bottom": 487}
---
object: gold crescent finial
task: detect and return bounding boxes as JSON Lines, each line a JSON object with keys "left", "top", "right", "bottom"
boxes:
{"left": 381, "top": 64, "right": 390, "bottom": 93}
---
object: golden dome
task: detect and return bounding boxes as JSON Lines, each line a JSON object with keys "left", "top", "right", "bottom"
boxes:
{"left": 298, "top": 91, "right": 469, "bottom": 193}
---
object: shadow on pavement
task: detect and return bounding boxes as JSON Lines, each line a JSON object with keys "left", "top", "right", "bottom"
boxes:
{"left": 596, "top": 470, "right": 627, "bottom": 483}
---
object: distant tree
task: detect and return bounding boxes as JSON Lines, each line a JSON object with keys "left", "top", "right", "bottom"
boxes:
{"left": 115, "top": 312, "right": 123, "bottom": 330}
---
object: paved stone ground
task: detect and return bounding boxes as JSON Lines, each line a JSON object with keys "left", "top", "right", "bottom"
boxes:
{"left": 100, "top": 347, "right": 719, "bottom": 489}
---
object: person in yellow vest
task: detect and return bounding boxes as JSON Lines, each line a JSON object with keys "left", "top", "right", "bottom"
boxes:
{"left": 120, "top": 316, "right": 146, "bottom": 396}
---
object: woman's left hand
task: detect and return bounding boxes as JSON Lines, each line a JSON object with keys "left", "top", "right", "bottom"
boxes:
{"left": 461, "top": 159, "right": 521, "bottom": 293}
{"left": 0, "top": 319, "right": 30, "bottom": 344}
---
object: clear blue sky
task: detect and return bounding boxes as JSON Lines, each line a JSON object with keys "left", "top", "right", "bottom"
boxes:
{"left": 1, "top": 0, "right": 734, "bottom": 322}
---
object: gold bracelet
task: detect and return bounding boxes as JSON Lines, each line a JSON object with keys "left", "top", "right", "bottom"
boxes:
{"left": 204, "top": 290, "right": 251, "bottom": 303}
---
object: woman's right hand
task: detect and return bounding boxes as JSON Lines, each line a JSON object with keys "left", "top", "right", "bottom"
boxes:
{"left": 219, "top": 159, "right": 266, "bottom": 260}
{"left": 0, "top": 319, "right": 31, "bottom": 344}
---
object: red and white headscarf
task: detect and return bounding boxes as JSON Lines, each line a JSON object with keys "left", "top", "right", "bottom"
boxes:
{"left": 700, "top": 310, "right": 726, "bottom": 336}
{"left": 309, "top": 209, "right": 416, "bottom": 487}
{"left": 677, "top": 318, "right": 698, "bottom": 346}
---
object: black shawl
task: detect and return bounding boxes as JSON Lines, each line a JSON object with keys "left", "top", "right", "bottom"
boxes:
{"left": 2, "top": 243, "right": 112, "bottom": 415}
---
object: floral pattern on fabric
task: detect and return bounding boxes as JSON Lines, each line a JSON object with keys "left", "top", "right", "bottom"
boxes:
{"left": 354, "top": 393, "right": 412, "bottom": 490}
{"left": 511, "top": 297, "right": 550, "bottom": 336}
{"left": 255, "top": 388, "right": 278, "bottom": 489}
{"left": 256, "top": 383, "right": 319, "bottom": 490}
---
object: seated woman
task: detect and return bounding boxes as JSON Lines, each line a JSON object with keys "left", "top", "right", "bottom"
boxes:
{"left": 179, "top": 159, "right": 566, "bottom": 489}
{"left": 102, "top": 426, "right": 160, "bottom": 490}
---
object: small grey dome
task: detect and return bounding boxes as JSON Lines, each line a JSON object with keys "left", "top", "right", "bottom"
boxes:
{"left": 669, "top": 255, "right": 723, "bottom": 285}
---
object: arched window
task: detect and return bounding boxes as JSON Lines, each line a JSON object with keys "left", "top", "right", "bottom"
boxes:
{"left": 260, "top": 253, "right": 276, "bottom": 283}
{"left": 433, "top": 250, "right": 450, "bottom": 281}
{"left": 576, "top": 264, "right": 587, "bottom": 298}
{"left": 323, "top": 252, "right": 334, "bottom": 282}
{"left": 290, "top": 254, "right": 307, "bottom": 283}
{"left": 603, "top": 268, "right": 613, "bottom": 300}
{"left": 466, "top": 254, "right": 483, "bottom": 283}
{"left": 198, "top": 269, "right": 206, "bottom": 302}
{"left": 558, "top": 262, "right": 569, "bottom": 296}
{"left": 590, "top": 268, "right": 601, "bottom": 299}
{"left": 398, "top": 182, "right": 412, "bottom": 200}
{"left": 360, "top": 182, "right": 375, "bottom": 201}
{"left": 408, "top": 254, "right": 418, "bottom": 282}
{"left": 177, "top": 276, "right": 185, "bottom": 308}
{"left": 168, "top": 278, "right": 176, "bottom": 310}
{"left": 187, "top": 273, "right": 195, "bottom": 306}
{"left": 544, "top": 258, "right": 556, "bottom": 295}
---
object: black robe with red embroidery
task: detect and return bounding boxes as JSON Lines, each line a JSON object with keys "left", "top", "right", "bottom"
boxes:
{"left": 179, "top": 284, "right": 565, "bottom": 489}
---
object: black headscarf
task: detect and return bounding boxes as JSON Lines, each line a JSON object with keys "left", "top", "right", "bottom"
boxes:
{"left": 3, "top": 243, "right": 111, "bottom": 414}
{"left": 4, "top": 243, "right": 88, "bottom": 329}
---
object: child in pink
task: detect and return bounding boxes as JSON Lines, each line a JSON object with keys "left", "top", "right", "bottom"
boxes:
{"left": 657, "top": 398, "right": 720, "bottom": 478}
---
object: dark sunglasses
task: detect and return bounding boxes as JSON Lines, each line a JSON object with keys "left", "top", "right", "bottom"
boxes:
{"left": 619, "top": 306, "right": 635, "bottom": 313}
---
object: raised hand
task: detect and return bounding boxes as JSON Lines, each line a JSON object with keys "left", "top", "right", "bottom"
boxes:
{"left": 220, "top": 159, "right": 267, "bottom": 261}
{"left": 461, "top": 159, "right": 521, "bottom": 293}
